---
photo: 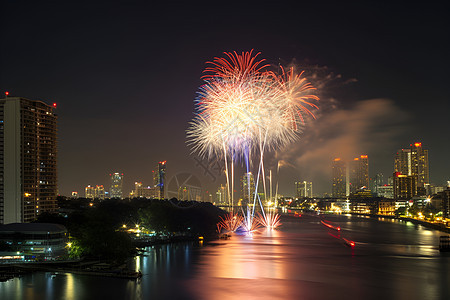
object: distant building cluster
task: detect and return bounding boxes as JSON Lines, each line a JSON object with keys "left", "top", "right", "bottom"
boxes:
{"left": 81, "top": 161, "right": 167, "bottom": 201}
{"left": 327, "top": 142, "right": 450, "bottom": 219}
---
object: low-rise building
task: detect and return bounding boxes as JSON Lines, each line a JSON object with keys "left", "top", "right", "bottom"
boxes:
{"left": 0, "top": 223, "right": 67, "bottom": 261}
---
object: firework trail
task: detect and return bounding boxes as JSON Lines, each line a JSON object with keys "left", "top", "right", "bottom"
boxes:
{"left": 187, "top": 50, "right": 319, "bottom": 232}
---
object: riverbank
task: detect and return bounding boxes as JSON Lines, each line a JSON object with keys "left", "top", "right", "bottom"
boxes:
{"left": 347, "top": 212, "right": 450, "bottom": 234}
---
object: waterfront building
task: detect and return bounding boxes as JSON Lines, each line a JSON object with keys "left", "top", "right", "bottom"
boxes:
{"left": 241, "top": 172, "right": 255, "bottom": 206}
{"left": 349, "top": 155, "right": 369, "bottom": 193}
{"left": 0, "top": 96, "right": 58, "bottom": 224}
{"left": 378, "top": 199, "right": 396, "bottom": 215}
{"left": 110, "top": 173, "right": 123, "bottom": 199}
{"left": 153, "top": 161, "right": 166, "bottom": 199}
{"left": 332, "top": 158, "right": 347, "bottom": 198}
{"left": 295, "top": 181, "right": 313, "bottom": 198}
{"left": 0, "top": 223, "right": 67, "bottom": 261}
{"left": 393, "top": 172, "right": 417, "bottom": 200}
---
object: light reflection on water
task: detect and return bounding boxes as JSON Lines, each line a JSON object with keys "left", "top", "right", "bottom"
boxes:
{"left": 1, "top": 215, "right": 449, "bottom": 300}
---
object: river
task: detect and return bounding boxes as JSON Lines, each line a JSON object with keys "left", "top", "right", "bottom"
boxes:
{"left": 1, "top": 214, "right": 449, "bottom": 300}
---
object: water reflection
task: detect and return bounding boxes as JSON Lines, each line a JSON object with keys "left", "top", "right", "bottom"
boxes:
{"left": 1, "top": 215, "right": 449, "bottom": 300}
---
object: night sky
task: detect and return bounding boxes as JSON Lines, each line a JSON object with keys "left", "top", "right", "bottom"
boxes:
{"left": 1, "top": 1, "right": 449, "bottom": 197}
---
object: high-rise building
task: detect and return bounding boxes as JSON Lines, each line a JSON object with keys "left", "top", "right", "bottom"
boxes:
{"left": 216, "top": 184, "right": 228, "bottom": 205}
{"left": 371, "top": 173, "right": 384, "bottom": 196}
{"left": 94, "top": 185, "right": 105, "bottom": 200}
{"left": 394, "top": 149, "right": 412, "bottom": 176}
{"left": 153, "top": 161, "right": 166, "bottom": 199}
{"left": 410, "top": 142, "right": 429, "bottom": 188}
{"left": 394, "top": 143, "right": 429, "bottom": 195}
{"left": 241, "top": 172, "right": 255, "bottom": 206}
{"left": 349, "top": 155, "right": 369, "bottom": 193}
{"left": 0, "top": 96, "right": 58, "bottom": 224}
{"left": 332, "top": 158, "right": 347, "bottom": 198}
{"left": 110, "top": 173, "right": 123, "bottom": 199}
{"left": 295, "top": 181, "right": 313, "bottom": 198}
{"left": 393, "top": 172, "right": 417, "bottom": 200}
{"left": 85, "top": 185, "right": 95, "bottom": 199}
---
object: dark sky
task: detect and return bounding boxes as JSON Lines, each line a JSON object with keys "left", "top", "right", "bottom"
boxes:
{"left": 1, "top": 0, "right": 449, "bottom": 198}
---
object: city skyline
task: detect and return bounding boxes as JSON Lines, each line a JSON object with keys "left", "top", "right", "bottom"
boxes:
{"left": 1, "top": 1, "right": 448, "bottom": 197}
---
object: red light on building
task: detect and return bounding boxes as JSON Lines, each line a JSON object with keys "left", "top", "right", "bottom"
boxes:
{"left": 53, "top": 103, "right": 57, "bottom": 108}
{"left": 414, "top": 142, "right": 422, "bottom": 147}
{"left": 394, "top": 172, "right": 401, "bottom": 177}
{"left": 5, "top": 91, "right": 9, "bottom": 96}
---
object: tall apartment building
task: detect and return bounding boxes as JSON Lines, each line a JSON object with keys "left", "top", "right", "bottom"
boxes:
{"left": 394, "top": 143, "right": 429, "bottom": 196}
{"left": 393, "top": 172, "right": 417, "bottom": 200}
{"left": 110, "top": 173, "right": 123, "bottom": 199}
{"left": 410, "top": 143, "right": 429, "bottom": 188}
{"left": 153, "top": 161, "right": 166, "bottom": 199}
{"left": 0, "top": 96, "right": 58, "bottom": 224}
{"left": 394, "top": 149, "right": 412, "bottom": 175}
{"left": 241, "top": 172, "right": 255, "bottom": 206}
{"left": 295, "top": 181, "right": 313, "bottom": 198}
{"left": 85, "top": 185, "right": 95, "bottom": 199}
{"left": 332, "top": 158, "right": 347, "bottom": 198}
{"left": 349, "top": 155, "right": 369, "bottom": 193}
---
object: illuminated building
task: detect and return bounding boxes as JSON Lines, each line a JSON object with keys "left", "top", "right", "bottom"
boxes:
{"left": 376, "top": 185, "right": 394, "bottom": 199}
{"left": 395, "top": 143, "right": 429, "bottom": 195}
{"left": 393, "top": 172, "right": 417, "bottom": 200}
{"left": 295, "top": 181, "right": 313, "bottom": 198}
{"left": 394, "top": 149, "right": 412, "bottom": 175}
{"left": 110, "top": 173, "right": 123, "bottom": 199}
{"left": 95, "top": 185, "right": 105, "bottom": 200}
{"left": 371, "top": 173, "right": 384, "bottom": 196}
{"left": 332, "top": 158, "right": 347, "bottom": 198}
{"left": 153, "top": 161, "right": 166, "bottom": 199}
{"left": 0, "top": 96, "right": 58, "bottom": 224}
{"left": 85, "top": 185, "right": 95, "bottom": 199}
{"left": 410, "top": 142, "right": 429, "bottom": 188}
{"left": 71, "top": 191, "right": 78, "bottom": 199}
{"left": 215, "top": 184, "right": 228, "bottom": 205}
{"left": 349, "top": 155, "right": 369, "bottom": 193}
{"left": 133, "top": 182, "right": 157, "bottom": 198}
{"left": 241, "top": 172, "right": 255, "bottom": 206}
{"left": 0, "top": 223, "right": 67, "bottom": 261}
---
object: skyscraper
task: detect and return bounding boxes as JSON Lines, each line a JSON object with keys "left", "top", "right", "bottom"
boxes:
{"left": 85, "top": 185, "right": 95, "bottom": 199}
{"left": 394, "top": 149, "right": 412, "bottom": 175}
{"left": 295, "top": 181, "right": 313, "bottom": 198}
{"left": 349, "top": 155, "right": 369, "bottom": 193}
{"left": 410, "top": 142, "right": 429, "bottom": 188}
{"left": 0, "top": 96, "right": 58, "bottom": 224}
{"left": 95, "top": 185, "right": 105, "bottom": 200}
{"left": 110, "top": 173, "right": 123, "bottom": 199}
{"left": 153, "top": 161, "right": 166, "bottom": 199}
{"left": 332, "top": 158, "right": 347, "bottom": 198}
{"left": 241, "top": 172, "right": 255, "bottom": 206}
{"left": 394, "top": 143, "right": 429, "bottom": 195}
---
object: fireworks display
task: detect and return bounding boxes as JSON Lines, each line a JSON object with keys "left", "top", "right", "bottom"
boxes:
{"left": 187, "top": 50, "right": 319, "bottom": 233}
